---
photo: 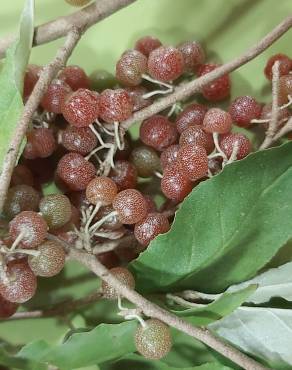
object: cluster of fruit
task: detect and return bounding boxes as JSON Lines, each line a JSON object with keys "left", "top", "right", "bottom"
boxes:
{"left": 0, "top": 32, "right": 291, "bottom": 358}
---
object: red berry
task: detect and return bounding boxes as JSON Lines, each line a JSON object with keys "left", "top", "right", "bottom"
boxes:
{"left": 116, "top": 50, "right": 147, "bottom": 86}
{"left": 220, "top": 133, "right": 252, "bottom": 160}
{"left": 97, "top": 251, "right": 119, "bottom": 269}
{"left": 24, "top": 64, "right": 42, "bottom": 98}
{"left": 229, "top": 96, "right": 262, "bottom": 127}
{"left": 135, "top": 36, "right": 162, "bottom": 57}
{"left": 62, "top": 88, "right": 100, "bottom": 127}
{"left": 160, "top": 144, "right": 180, "bottom": 169}
{"left": 0, "top": 259, "right": 37, "bottom": 303}
{"left": 109, "top": 160, "right": 137, "bottom": 191}
{"left": 11, "top": 164, "right": 34, "bottom": 187}
{"left": 56, "top": 152, "right": 96, "bottom": 191}
{"left": 86, "top": 176, "right": 118, "bottom": 205}
{"left": 143, "top": 195, "right": 157, "bottom": 213}
{"left": 161, "top": 163, "right": 193, "bottom": 202}
{"left": 148, "top": 46, "right": 184, "bottom": 82}
{"left": 61, "top": 126, "right": 98, "bottom": 155}
{"left": 41, "top": 79, "right": 72, "bottom": 113}
{"left": 59, "top": 65, "right": 89, "bottom": 91}
{"left": 264, "top": 54, "right": 292, "bottom": 81}
{"left": 9, "top": 211, "right": 48, "bottom": 249}
{"left": 197, "top": 63, "right": 230, "bottom": 101}
{"left": 175, "top": 103, "right": 208, "bottom": 133}
{"left": 203, "top": 108, "right": 232, "bottom": 134}
{"left": 113, "top": 189, "right": 147, "bottom": 224}
{"left": 0, "top": 294, "right": 18, "bottom": 318}
{"left": 179, "top": 125, "right": 214, "bottom": 154}
{"left": 140, "top": 115, "right": 178, "bottom": 151}
{"left": 134, "top": 213, "right": 170, "bottom": 246}
{"left": 177, "top": 41, "right": 205, "bottom": 72}
{"left": 125, "top": 86, "right": 152, "bottom": 112}
{"left": 99, "top": 89, "right": 133, "bottom": 123}
{"left": 24, "top": 128, "right": 56, "bottom": 159}
{"left": 261, "top": 103, "right": 290, "bottom": 122}
{"left": 177, "top": 144, "right": 208, "bottom": 181}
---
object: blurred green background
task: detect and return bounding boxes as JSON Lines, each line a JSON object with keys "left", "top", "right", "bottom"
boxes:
{"left": 0, "top": 1, "right": 291, "bottom": 369}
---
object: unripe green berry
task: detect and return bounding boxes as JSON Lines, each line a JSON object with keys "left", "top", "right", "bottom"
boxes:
{"left": 135, "top": 319, "right": 172, "bottom": 359}
{"left": 39, "top": 194, "right": 72, "bottom": 229}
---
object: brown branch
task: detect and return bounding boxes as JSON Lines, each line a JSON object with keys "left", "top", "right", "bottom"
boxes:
{"left": 259, "top": 61, "right": 280, "bottom": 149}
{"left": 69, "top": 247, "right": 269, "bottom": 370}
{"left": 0, "top": 0, "right": 136, "bottom": 59}
{"left": 121, "top": 16, "right": 292, "bottom": 131}
{"left": 2, "top": 291, "right": 102, "bottom": 321}
{"left": 0, "top": 29, "right": 82, "bottom": 214}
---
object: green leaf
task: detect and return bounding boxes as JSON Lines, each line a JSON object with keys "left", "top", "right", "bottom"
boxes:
{"left": 209, "top": 307, "right": 292, "bottom": 369}
{"left": 101, "top": 353, "right": 234, "bottom": 370}
{"left": 43, "top": 321, "right": 137, "bottom": 369}
{"left": 168, "top": 285, "right": 256, "bottom": 326}
{"left": 0, "top": 346, "right": 47, "bottom": 370}
{"left": 131, "top": 143, "right": 292, "bottom": 293}
{"left": 225, "top": 262, "right": 292, "bottom": 304}
{"left": 0, "top": 0, "right": 34, "bottom": 174}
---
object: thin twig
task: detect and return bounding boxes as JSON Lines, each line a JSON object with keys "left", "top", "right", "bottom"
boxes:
{"left": 0, "top": 0, "right": 136, "bottom": 58}
{"left": 0, "top": 28, "right": 82, "bottom": 214}
{"left": 2, "top": 291, "right": 102, "bottom": 321}
{"left": 259, "top": 61, "right": 280, "bottom": 149}
{"left": 260, "top": 116, "right": 292, "bottom": 149}
{"left": 69, "top": 247, "right": 269, "bottom": 370}
{"left": 121, "top": 16, "right": 292, "bottom": 131}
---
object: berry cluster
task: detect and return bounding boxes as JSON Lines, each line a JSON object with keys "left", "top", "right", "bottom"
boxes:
{"left": 1, "top": 32, "right": 292, "bottom": 358}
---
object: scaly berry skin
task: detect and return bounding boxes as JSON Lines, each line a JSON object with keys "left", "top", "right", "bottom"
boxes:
{"left": 264, "top": 54, "right": 292, "bottom": 80}
{"left": 11, "top": 164, "right": 34, "bottom": 187}
{"left": 59, "top": 65, "right": 89, "bottom": 90}
{"left": 86, "top": 176, "right": 118, "bottom": 205}
{"left": 203, "top": 108, "right": 232, "bottom": 134}
{"left": 140, "top": 115, "right": 178, "bottom": 151}
{"left": 4, "top": 185, "right": 40, "bottom": 220}
{"left": 130, "top": 146, "right": 161, "bottom": 178}
{"left": 160, "top": 144, "right": 180, "bottom": 169}
{"left": 161, "top": 163, "right": 193, "bottom": 202}
{"left": 220, "top": 133, "right": 252, "bottom": 160}
{"left": 0, "top": 295, "right": 18, "bottom": 318}
{"left": 99, "top": 88, "right": 133, "bottom": 123}
{"left": 39, "top": 194, "right": 72, "bottom": 229}
{"left": 62, "top": 88, "right": 100, "bottom": 127}
{"left": 41, "top": 79, "right": 72, "bottom": 113}
{"left": 135, "top": 36, "right": 162, "bottom": 57}
{"left": 9, "top": 211, "right": 48, "bottom": 249}
{"left": 125, "top": 86, "right": 152, "bottom": 112}
{"left": 229, "top": 96, "right": 262, "bottom": 127}
{"left": 134, "top": 213, "right": 170, "bottom": 246}
{"left": 61, "top": 126, "right": 98, "bottom": 155}
{"left": 0, "top": 259, "right": 37, "bottom": 303}
{"left": 175, "top": 103, "right": 208, "bottom": 133}
{"left": 28, "top": 240, "right": 66, "bottom": 277}
{"left": 179, "top": 125, "right": 214, "bottom": 154}
{"left": 197, "top": 63, "right": 231, "bottom": 101}
{"left": 148, "top": 46, "right": 185, "bottom": 82}
{"left": 113, "top": 189, "right": 148, "bottom": 224}
{"left": 116, "top": 50, "right": 147, "bottom": 86}
{"left": 56, "top": 152, "right": 96, "bottom": 191}
{"left": 109, "top": 160, "right": 137, "bottom": 191}
{"left": 177, "top": 144, "right": 208, "bottom": 181}
{"left": 143, "top": 195, "right": 157, "bottom": 213}
{"left": 102, "top": 267, "right": 135, "bottom": 299}
{"left": 24, "top": 128, "right": 57, "bottom": 159}
{"left": 177, "top": 41, "right": 205, "bottom": 72}
{"left": 135, "top": 319, "right": 172, "bottom": 360}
